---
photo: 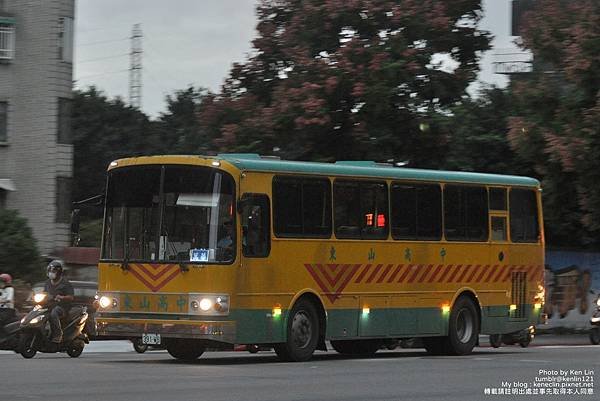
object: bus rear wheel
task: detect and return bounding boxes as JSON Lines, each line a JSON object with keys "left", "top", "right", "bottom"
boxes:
{"left": 274, "top": 299, "right": 319, "bottom": 362}
{"left": 424, "top": 296, "right": 479, "bottom": 356}
{"left": 166, "top": 339, "right": 205, "bottom": 361}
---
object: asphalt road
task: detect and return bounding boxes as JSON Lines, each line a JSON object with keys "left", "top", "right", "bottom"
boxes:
{"left": 1, "top": 338, "right": 598, "bottom": 401}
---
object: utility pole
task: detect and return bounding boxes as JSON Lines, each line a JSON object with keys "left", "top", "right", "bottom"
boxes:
{"left": 129, "top": 23, "right": 142, "bottom": 109}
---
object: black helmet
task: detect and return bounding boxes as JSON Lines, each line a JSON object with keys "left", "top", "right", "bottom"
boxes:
{"left": 47, "top": 260, "right": 64, "bottom": 278}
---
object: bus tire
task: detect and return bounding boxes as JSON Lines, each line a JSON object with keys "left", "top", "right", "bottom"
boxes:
{"left": 166, "top": 339, "right": 205, "bottom": 361}
{"left": 446, "top": 296, "right": 479, "bottom": 355}
{"left": 274, "top": 299, "right": 319, "bottom": 362}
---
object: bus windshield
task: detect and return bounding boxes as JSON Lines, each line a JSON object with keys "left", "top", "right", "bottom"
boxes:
{"left": 102, "top": 165, "right": 235, "bottom": 263}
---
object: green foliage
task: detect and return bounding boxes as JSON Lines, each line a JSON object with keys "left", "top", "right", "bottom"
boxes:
{"left": 199, "top": 0, "right": 491, "bottom": 165}
{"left": 508, "top": 0, "right": 600, "bottom": 247}
{"left": 0, "top": 209, "right": 42, "bottom": 282}
{"left": 443, "top": 87, "right": 532, "bottom": 175}
{"left": 78, "top": 219, "right": 104, "bottom": 248}
{"left": 72, "top": 87, "right": 162, "bottom": 216}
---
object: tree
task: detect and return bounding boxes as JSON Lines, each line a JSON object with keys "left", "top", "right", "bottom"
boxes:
{"left": 157, "top": 86, "right": 211, "bottom": 154}
{"left": 0, "top": 209, "right": 42, "bottom": 282}
{"left": 508, "top": 0, "right": 600, "bottom": 246}
{"left": 443, "top": 87, "right": 530, "bottom": 175}
{"left": 199, "top": 0, "right": 491, "bottom": 165}
{"left": 72, "top": 87, "right": 162, "bottom": 215}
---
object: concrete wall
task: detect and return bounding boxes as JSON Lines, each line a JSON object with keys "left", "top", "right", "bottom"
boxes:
{"left": 0, "top": 0, "right": 74, "bottom": 254}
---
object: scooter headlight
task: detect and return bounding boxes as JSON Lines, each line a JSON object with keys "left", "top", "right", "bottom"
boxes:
{"left": 596, "top": 297, "right": 600, "bottom": 307}
{"left": 33, "top": 293, "right": 47, "bottom": 303}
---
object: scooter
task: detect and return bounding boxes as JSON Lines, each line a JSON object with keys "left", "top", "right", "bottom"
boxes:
{"left": 18, "top": 293, "right": 89, "bottom": 358}
{"left": 489, "top": 326, "right": 535, "bottom": 348}
{"left": 590, "top": 296, "right": 600, "bottom": 345}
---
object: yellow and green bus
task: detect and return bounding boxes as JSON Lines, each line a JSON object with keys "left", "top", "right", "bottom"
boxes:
{"left": 95, "top": 153, "right": 545, "bottom": 361}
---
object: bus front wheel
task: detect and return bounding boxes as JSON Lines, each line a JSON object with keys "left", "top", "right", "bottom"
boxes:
{"left": 166, "top": 339, "right": 205, "bottom": 361}
{"left": 274, "top": 299, "right": 319, "bottom": 362}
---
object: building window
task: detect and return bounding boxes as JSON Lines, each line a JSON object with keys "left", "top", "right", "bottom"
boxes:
{"left": 0, "top": 101, "right": 7, "bottom": 142}
{"left": 58, "top": 17, "right": 74, "bottom": 63}
{"left": 56, "top": 177, "right": 72, "bottom": 223}
{"left": 0, "top": 21, "right": 15, "bottom": 61}
{"left": 57, "top": 98, "right": 72, "bottom": 144}
{"left": 273, "top": 176, "right": 332, "bottom": 238}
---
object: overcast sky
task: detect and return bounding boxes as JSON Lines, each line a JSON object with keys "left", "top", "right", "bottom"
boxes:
{"left": 74, "top": 0, "right": 516, "bottom": 118}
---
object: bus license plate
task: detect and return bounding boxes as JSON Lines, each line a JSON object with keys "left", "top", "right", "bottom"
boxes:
{"left": 142, "top": 333, "right": 161, "bottom": 345}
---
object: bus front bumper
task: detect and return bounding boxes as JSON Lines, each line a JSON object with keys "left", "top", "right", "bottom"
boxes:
{"left": 96, "top": 317, "right": 236, "bottom": 343}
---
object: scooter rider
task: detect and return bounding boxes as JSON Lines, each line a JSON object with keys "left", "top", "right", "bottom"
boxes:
{"left": 44, "top": 260, "right": 74, "bottom": 343}
{"left": 0, "top": 273, "right": 16, "bottom": 326}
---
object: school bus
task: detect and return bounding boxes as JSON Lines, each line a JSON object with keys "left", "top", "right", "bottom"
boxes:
{"left": 95, "top": 153, "right": 545, "bottom": 361}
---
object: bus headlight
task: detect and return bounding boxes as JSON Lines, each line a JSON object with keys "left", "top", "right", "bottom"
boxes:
{"left": 189, "top": 294, "right": 229, "bottom": 316}
{"left": 199, "top": 298, "right": 213, "bottom": 311}
{"left": 98, "top": 294, "right": 118, "bottom": 310}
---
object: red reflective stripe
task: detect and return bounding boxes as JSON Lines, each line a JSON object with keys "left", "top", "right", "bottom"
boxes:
{"left": 354, "top": 264, "right": 371, "bottom": 283}
{"left": 407, "top": 265, "right": 423, "bottom": 283}
{"left": 466, "top": 265, "right": 482, "bottom": 283}
{"left": 447, "top": 264, "right": 463, "bottom": 283}
{"left": 476, "top": 265, "right": 491, "bottom": 283}
{"left": 492, "top": 265, "right": 507, "bottom": 282}
{"left": 456, "top": 264, "right": 472, "bottom": 283}
{"left": 366, "top": 264, "right": 383, "bottom": 284}
{"left": 387, "top": 264, "right": 403, "bottom": 283}
{"left": 377, "top": 264, "right": 394, "bottom": 283}
{"left": 398, "top": 264, "right": 414, "bottom": 283}
{"left": 418, "top": 264, "right": 434, "bottom": 283}
{"left": 427, "top": 264, "right": 444, "bottom": 283}
{"left": 437, "top": 264, "right": 453, "bottom": 283}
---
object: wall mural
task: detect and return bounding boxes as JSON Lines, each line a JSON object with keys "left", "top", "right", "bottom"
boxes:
{"left": 543, "top": 251, "right": 600, "bottom": 330}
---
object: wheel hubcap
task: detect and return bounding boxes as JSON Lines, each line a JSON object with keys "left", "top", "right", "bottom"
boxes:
{"left": 456, "top": 308, "right": 474, "bottom": 343}
{"left": 291, "top": 310, "right": 312, "bottom": 349}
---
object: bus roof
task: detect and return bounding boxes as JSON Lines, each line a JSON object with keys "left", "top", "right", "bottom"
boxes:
{"left": 218, "top": 153, "right": 540, "bottom": 187}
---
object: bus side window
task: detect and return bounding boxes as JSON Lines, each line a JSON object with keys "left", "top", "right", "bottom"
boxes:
{"left": 240, "top": 194, "right": 271, "bottom": 257}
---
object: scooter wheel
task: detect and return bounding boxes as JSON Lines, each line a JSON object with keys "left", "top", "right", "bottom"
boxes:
{"left": 589, "top": 328, "right": 600, "bottom": 345}
{"left": 67, "top": 340, "right": 85, "bottom": 358}
{"left": 489, "top": 334, "right": 502, "bottom": 348}
{"left": 19, "top": 335, "right": 37, "bottom": 359}
{"left": 132, "top": 338, "right": 148, "bottom": 353}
